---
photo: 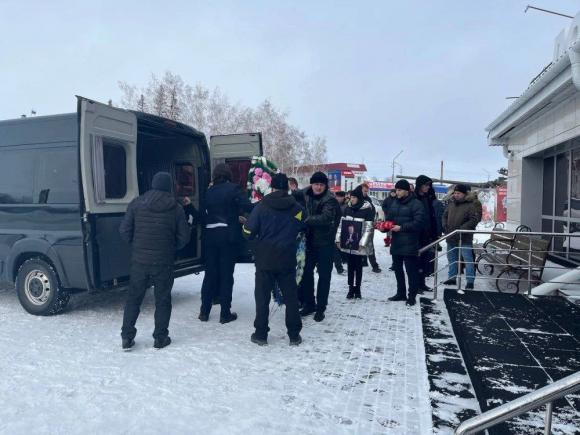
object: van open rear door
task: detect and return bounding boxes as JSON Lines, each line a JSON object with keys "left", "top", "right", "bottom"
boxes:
{"left": 209, "top": 133, "right": 262, "bottom": 189}
{"left": 209, "top": 133, "right": 262, "bottom": 262}
{"left": 78, "top": 97, "right": 139, "bottom": 290}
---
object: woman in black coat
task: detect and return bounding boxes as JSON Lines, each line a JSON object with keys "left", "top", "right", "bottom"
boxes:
{"left": 199, "top": 164, "right": 253, "bottom": 324}
{"left": 337, "top": 186, "right": 375, "bottom": 299}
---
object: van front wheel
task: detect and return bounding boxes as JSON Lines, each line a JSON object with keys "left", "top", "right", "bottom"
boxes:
{"left": 16, "top": 258, "right": 70, "bottom": 315}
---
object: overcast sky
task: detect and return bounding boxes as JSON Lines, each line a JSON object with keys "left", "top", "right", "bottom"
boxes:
{"left": 1, "top": 0, "right": 579, "bottom": 181}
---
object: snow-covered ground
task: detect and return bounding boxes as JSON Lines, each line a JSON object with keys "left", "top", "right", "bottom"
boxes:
{"left": 0, "top": 234, "right": 435, "bottom": 435}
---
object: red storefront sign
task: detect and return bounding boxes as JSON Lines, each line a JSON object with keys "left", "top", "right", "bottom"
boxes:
{"left": 342, "top": 170, "right": 355, "bottom": 178}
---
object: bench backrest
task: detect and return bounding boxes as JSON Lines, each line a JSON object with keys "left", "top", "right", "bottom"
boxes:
{"left": 488, "top": 230, "right": 516, "bottom": 251}
{"left": 508, "top": 234, "right": 551, "bottom": 268}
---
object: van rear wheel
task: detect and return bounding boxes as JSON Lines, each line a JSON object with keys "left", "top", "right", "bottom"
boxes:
{"left": 16, "top": 258, "right": 70, "bottom": 315}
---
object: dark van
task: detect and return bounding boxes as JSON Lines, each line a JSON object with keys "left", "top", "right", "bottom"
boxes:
{"left": 0, "top": 97, "right": 261, "bottom": 315}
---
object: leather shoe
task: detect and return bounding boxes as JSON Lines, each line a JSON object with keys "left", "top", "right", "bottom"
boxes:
{"left": 198, "top": 312, "right": 209, "bottom": 322}
{"left": 153, "top": 336, "right": 171, "bottom": 349}
{"left": 388, "top": 294, "right": 407, "bottom": 302}
{"left": 251, "top": 333, "right": 268, "bottom": 346}
{"left": 289, "top": 335, "right": 302, "bottom": 346}
{"left": 220, "top": 312, "right": 238, "bottom": 324}
{"left": 406, "top": 297, "right": 417, "bottom": 306}
{"left": 122, "top": 338, "right": 135, "bottom": 350}
{"left": 314, "top": 311, "right": 325, "bottom": 322}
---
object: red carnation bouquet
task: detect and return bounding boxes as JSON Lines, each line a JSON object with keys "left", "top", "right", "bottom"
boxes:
{"left": 374, "top": 220, "right": 395, "bottom": 247}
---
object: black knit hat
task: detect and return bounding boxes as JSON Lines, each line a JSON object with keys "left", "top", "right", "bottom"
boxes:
{"left": 454, "top": 184, "right": 469, "bottom": 195}
{"left": 152, "top": 172, "right": 172, "bottom": 192}
{"left": 351, "top": 186, "right": 365, "bottom": 201}
{"left": 271, "top": 173, "right": 289, "bottom": 191}
{"left": 310, "top": 171, "right": 328, "bottom": 185}
{"left": 395, "top": 179, "right": 411, "bottom": 191}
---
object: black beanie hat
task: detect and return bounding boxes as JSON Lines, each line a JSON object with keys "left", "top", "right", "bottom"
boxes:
{"left": 454, "top": 184, "right": 469, "bottom": 195}
{"left": 271, "top": 173, "right": 289, "bottom": 191}
{"left": 310, "top": 171, "right": 328, "bottom": 185}
{"left": 152, "top": 172, "right": 172, "bottom": 193}
{"left": 415, "top": 175, "right": 432, "bottom": 189}
{"left": 395, "top": 179, "right": 411, "bottom": 191}
{"left": 351, "top": 186, "right": 365, "bottom": 201}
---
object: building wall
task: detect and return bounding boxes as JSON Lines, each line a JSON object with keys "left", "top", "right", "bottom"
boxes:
{"left": 505, "top": 92, "right": 580, "bottom": 229}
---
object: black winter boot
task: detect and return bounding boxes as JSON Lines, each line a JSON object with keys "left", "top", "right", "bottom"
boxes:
{"left": 354, "top": 286, "right": 361, "bottom": 299}
{"left": 347, "top": 286, "right": 355, "bottom": 299}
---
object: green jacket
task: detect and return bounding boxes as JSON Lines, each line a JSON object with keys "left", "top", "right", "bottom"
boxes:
{"left": 442, "top": 192, "right": 481, "bottom": 244}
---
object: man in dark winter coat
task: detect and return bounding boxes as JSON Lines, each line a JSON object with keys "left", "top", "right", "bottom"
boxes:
{"left": 243, "top": 173, "right": 306, "bottom": 346}
{"left": 119, "top": 172, "right": 191, "bottom": 350}
{"left": 299, "top": 171, "right": 341, "bottom": 322}
{"left": 415, "top": 175, "right": 438, "bottom": 292}
{"left": 385, "top": 179, "right": 425, "bottom": 306}
{"left": 382, "top": 189, "right": 397, "bottom": 216}
{"left": 199, "top": 164, "right": 253, "bottom": 324}
{"left": 442, "top": 184, "right": 481, "bottom": 290}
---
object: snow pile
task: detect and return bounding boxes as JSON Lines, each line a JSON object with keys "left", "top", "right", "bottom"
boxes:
{"left": 0, "top": 233, "right": 434, "bottom": 434}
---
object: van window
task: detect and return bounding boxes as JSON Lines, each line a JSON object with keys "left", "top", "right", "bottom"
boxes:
{"left": 0, "top": 149, "right": 34, "bottom": 204}
{"left": 92, "top": 136, "right": 127, "bottom": 202}
{"left": 36, "top": 148, "right": 79, "bottom": 204}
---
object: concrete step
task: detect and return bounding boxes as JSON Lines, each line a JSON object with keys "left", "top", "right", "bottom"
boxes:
{"left": 557, "top": 288, "right": 580, "bottom": 305}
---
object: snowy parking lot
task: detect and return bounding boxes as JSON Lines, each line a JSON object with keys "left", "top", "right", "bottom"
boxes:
{"left": 0, "top": 235, "right": 434, "bottom": 435}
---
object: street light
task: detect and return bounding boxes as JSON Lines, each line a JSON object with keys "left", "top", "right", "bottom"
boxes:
{"left": 391, "top": 150, "right": 403, "bottom": 183}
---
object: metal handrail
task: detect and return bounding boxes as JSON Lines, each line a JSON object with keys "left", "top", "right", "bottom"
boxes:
{"left": 421, "top": 229, "right": 580, "bottom": 299}
{"left": 455, "top": 371, "right": 580, "bottom": 435}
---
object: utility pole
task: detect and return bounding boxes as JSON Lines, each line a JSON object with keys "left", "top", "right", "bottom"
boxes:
{"left": 440, "top": 161, "right": 444, "bottom": 185}
{"left": 391, "top": 150, "right": 403, "bottom": 183}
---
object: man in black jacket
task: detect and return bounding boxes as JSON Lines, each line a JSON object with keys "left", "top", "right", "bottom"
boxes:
{"left": 385, "top": 179, "right": 425, "bottom": 306}
{"left": 415, "top": 175, "right": 438, "bottom": 292}
{"left": 244, "top": 173, "right": 306, "bottom": 346}
{"left": 119, "top": 172, "right": 190, "bottom": 350}
{"left": 299, "top": 171, "right": 340, "bottom": 322}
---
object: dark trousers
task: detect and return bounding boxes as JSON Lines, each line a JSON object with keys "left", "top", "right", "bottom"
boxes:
{"left": 333, "top": 246, "right": 345, "bottom": 272}
{"left": 418, "top": 248, "right": 435, "bottom": 287}
{"left": 392, "top": 254, "right": 419, "bottom": 298}
{"left": 201, "top": 228, "right": 237, "bottom": 316}
{"left": 121, "top": 261, "right": 174, "bottom": 340}
{"left": 254, "top": 269, "right": 302, "bottom": 339}
{"left": 368, "top": 252, "right": 379, "bottom": 270}
{"left": 347, "top": 254, "right": 363, "bottom": 287}
{"left": 299, "top": 243, "right": 334, "bottom": 312}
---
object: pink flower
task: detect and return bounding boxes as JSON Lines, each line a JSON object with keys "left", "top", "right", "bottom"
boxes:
{"left": 253, "top": 175, "right": 261, "bottom": 183}
{"left": 262, "top": 173, "right": 272, "bottom": 183}
{"left": 254, "top": 168, "right": 263, "bottom": 176}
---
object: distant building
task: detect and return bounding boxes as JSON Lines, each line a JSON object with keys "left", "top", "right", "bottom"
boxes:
{"left": 486, "top": 12, "right": 580, "bottom": 262}
{"left": 293, "top": 163, "right": 368, "bottom": 192}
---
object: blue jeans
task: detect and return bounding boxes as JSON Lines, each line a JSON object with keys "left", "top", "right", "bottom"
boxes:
{"left": 447, "top": 243, "right": 475, "bottom": 284}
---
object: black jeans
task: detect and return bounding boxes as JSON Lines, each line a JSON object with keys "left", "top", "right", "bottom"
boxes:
{"left": 418, "top": 248, "right": 435, "bottom": 287}
{"left": 392, "top": 254, "right": 420, "bottom": 299}
{"left": 121, "top": 261, "right": 174, "bottom": 340}
{"left": 347, "top": 254, "right": 363, "bottom": 287}
{"left": 299, "top": 243, "right": 334, "bottom": 312}
{"left": 254, "top": 269, "right": 302, "bottom": 339}
{"left": 201, "top": 228, "right": 237, "bottom": 316}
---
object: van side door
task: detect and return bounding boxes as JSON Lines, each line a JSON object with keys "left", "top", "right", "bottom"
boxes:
{"left": 78, "top": 97, "right": 139, "bottom": 289}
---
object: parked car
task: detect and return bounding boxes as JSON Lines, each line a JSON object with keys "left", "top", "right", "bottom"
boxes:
{"left": 0, "top": 97, "right": 260, "bottom": 315}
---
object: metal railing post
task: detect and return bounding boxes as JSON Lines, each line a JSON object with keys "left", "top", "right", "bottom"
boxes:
{"left": 457, "top": 232, "right": 463, "bottom": 291}
{"left": 528, "top": 237, "right": 533, "bottom": 295}
{"left": 544, "top": 401, "right": 553, "bottom": 435}
{"left": 433, "top": 247, "right": 439, "bottom": 300}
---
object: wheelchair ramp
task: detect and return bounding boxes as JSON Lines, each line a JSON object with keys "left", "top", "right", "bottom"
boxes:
{"left": 444, "top": 290, "right": 580, "bottom": 434}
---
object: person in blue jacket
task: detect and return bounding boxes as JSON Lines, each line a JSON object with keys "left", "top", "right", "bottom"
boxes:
{"left": 243, "top": 173, "right": 307, "bottom": 346}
